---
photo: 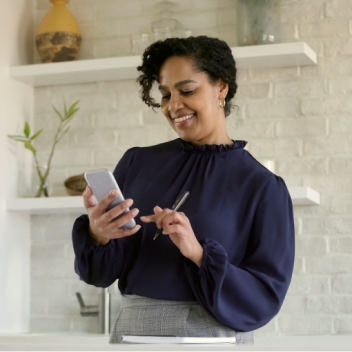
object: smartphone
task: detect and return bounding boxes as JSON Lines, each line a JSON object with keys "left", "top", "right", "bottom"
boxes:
{"left": 84, "top": 169, "right": 136, "bottom": 229}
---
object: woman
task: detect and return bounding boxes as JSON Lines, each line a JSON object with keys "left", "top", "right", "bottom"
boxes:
{"left": 72, "top": 36, "right": 295, "bottom": 344}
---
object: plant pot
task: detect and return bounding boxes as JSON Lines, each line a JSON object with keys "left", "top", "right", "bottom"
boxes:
{"left": 236, "top": 0, "right": 281, "bottom": 46}
{"left": 33, "top": 165, "right": 52, "bottom": 198}
{"left": 35, "top": 0, "right": 82, "bottom": 63}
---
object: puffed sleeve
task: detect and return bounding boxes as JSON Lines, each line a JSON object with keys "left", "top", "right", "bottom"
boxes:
{"left": 183, "top": 176, "right": 295, "bottom": 332}
{"left": 72, "top": 147, "right": 140, "bottom": 287}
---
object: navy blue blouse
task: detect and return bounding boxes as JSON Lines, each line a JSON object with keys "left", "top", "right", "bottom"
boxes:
{"left": 72, "top": 138, "right": 295, "bottom": 332}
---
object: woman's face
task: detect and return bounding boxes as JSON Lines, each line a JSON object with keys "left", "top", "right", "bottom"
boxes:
{"left": 158, "top": 56, "right": 229, "bottom": 145}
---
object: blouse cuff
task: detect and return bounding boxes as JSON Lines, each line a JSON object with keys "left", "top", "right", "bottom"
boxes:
{"left": 73, "top": 214, "right": 111, "bottom": 251}
{"left": 198, "top": 238, "right": 228, "bottom": 275}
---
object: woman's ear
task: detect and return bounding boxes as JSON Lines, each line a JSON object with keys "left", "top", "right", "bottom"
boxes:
{"left": 217, "top": 79, "right": 229, "bottom": 100}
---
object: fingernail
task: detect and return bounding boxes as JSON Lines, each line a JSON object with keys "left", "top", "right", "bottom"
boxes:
{"left": 154, "top": 205, "right": 162, "bottom": 213}
{"left": 125, "top": 198, "right": 133, "bottom": 207}
{"left": 131, "top": 208, "right": 139, "bottom": 216}
{"left": 110, "top": 189, "right": 118, "bottom": 197}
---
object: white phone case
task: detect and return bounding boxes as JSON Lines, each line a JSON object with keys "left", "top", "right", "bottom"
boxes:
{"left": 84, "top": 169, "right": 136, "bottom": 229}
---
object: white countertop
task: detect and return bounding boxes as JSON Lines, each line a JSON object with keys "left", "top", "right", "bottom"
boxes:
{"left": 0, "top": 334, "right": 351, "bottom": 351}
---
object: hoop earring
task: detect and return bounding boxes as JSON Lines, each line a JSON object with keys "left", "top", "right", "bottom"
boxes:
{"left": 219, "top": 100, "right": 226, "bottom": 108}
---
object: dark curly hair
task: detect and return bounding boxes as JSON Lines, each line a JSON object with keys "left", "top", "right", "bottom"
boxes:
{"left": 136, "top": 35, "right": 237, "bottom": 117}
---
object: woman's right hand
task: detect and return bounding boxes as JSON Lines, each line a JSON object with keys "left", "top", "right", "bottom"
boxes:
{"left": 83, "top": 186, "right": 141, "bottom": 246}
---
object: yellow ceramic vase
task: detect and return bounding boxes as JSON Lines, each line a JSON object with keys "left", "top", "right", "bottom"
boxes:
{"left": 36, "top": 0, "right": 81, "bottom": 63}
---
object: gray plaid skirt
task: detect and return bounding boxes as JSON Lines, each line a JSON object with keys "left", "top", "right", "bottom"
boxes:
{"left": 110, "top": 294, "right": 253, "bottom": 344}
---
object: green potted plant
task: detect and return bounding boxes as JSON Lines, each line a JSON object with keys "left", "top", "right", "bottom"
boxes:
{"left": 8, "top": 100, "right": 80, "bottom": 197}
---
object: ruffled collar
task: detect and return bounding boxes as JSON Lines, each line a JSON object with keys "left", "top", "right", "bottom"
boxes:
{"left": 180, "top": 139, "right": 247, "bottom": 153}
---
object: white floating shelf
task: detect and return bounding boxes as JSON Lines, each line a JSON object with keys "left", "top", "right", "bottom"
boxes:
{"left": 6, "top": 196, "right": 85, "bottom": 215}
{"left": 9, "top": 42, "right": 317, "bottom": 87}
{"left": 6, "top": 186, "right": 320, "bottom": 215}
{"left": 287, "top": 186, "right": 320, "bottom": 206}
{"left": 233, "top": 41, "right": 317, "bottom": 69}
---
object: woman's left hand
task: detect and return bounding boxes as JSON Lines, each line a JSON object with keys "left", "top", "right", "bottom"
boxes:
{"left": 140, "top": 206, "right": 204, "bottom": 267}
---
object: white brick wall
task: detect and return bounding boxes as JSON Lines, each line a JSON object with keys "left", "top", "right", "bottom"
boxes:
{"left": 30, "top": 0, "right": 352, "bottom": 336}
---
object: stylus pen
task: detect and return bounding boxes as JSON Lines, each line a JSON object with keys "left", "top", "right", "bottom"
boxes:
{"left": 153, "top": 191, "right": 190, "bottom": 241}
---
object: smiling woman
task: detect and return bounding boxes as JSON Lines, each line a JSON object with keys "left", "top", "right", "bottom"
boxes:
{"left": 157, "top": 56, "right": 231, "bottom": 145}
{"left": 72, "top": 36, "right": 295, "bottom": 345}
